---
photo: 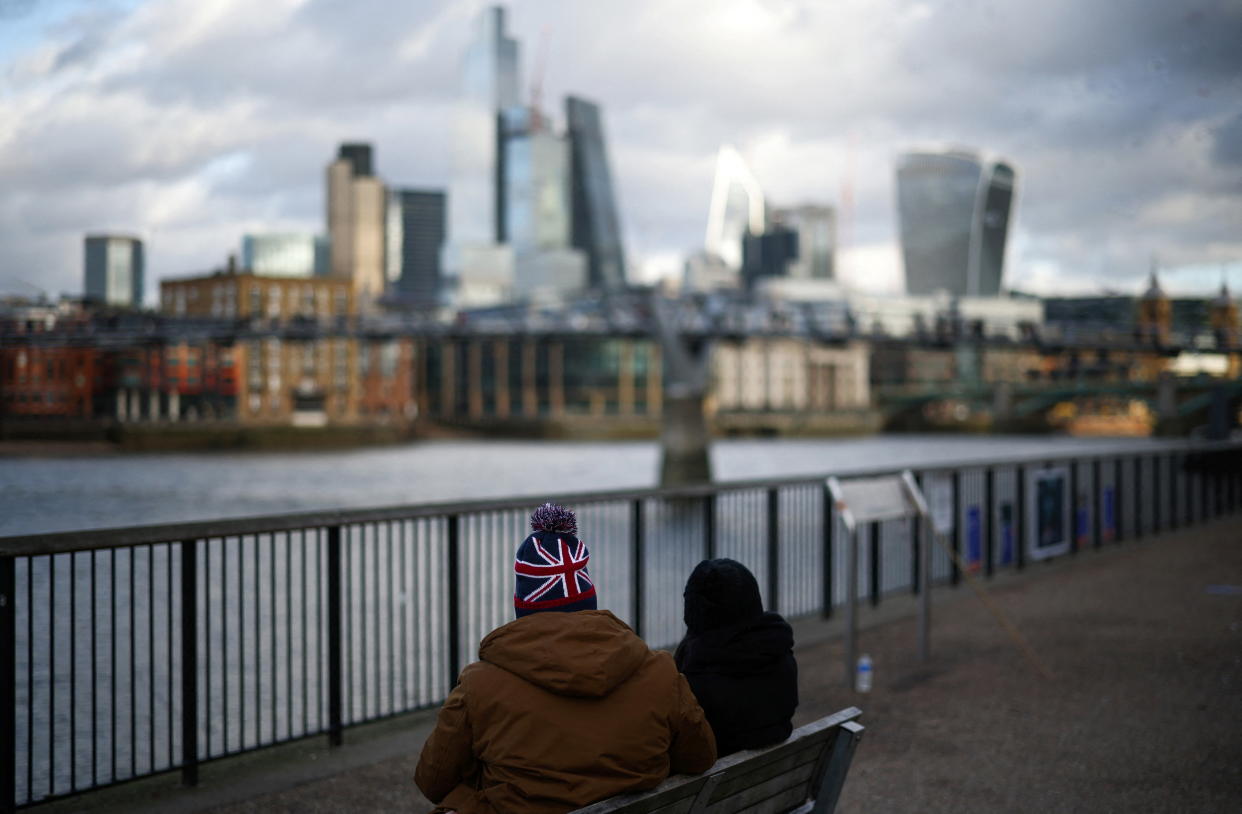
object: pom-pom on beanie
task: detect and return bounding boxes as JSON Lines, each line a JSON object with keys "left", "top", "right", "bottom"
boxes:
{"left": 514, "top": 503, "right": 598, "bottom": 618}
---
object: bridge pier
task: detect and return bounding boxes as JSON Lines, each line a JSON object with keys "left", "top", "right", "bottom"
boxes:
{"left": 659, "top": 389, "right": 711, "bottom": 486}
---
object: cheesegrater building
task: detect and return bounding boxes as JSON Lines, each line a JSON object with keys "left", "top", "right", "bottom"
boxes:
{"left": 566, "top": 95, "right": 626, "bottom": 290}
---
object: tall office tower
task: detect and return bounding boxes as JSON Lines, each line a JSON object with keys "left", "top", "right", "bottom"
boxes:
{"left": 895, "top": 150, "right": 1016, "bottom": 297}
{"left": 327, "top": 143, "right": 387, "bottom": 304}
{"left": 499, "top": 106, "right": 586, "bottom": 298}
{"left": 772, "top": 205, "right": 836, "bottom": 280}
{"left": 740, "top": 226, "right": 799, "bottom": 289}
{"left": 241, "top": 234, "right": 328, "bottom": 278}
{"left": 84, "top": 234, "right": 144, "bottom": 307}
{"left": 566, "top": 95, "right": 626, "bottom": 290}
{"left": 386, "top": 188, "right": 446, "bottom": 308}
{"left": 704, "top": 145, "right": 766, "bottom": 273}
{"left": 446, "top": 5, "right": 521, "bottom": 304}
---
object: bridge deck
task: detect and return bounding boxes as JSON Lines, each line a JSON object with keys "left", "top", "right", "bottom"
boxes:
{"left": 47, "top": 517, "right": 1242, "bottom": 814}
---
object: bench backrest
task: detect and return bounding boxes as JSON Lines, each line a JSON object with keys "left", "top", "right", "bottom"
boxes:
{"left": 571, "top": 707, "right": 864, "bottom": 814}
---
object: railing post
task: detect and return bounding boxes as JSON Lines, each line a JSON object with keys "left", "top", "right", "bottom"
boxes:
{"left": 983, "top": 468, "right": 995, "bottom": 578}
{"left": 821, "top": 482, "right": 833, "bottom": 619}
{"left": 1147, "top": 452, "right": 1157, "bottom": 534}
{"left": 1185, "top": 453, "right": 1194, "bottom": 527}
{"left": 631, "top": 499, "right": 645, "bottom": 639}
{"left": 767, "top": 488, "right": 780, "bottom": 612}
{"left": 1169, "top": 453, "right": 1179, "bottom": 530}
{"left": 326, "top": 526, "right": 344, "bottom": 746}
{"left": 1134, "top": 455, "right": 1144, "bottom": 539}
{"left": 1015, "top": 466, "right": 1026, "bottom": 571}
{"left": 179, "top": 541, "right": 199, "bottom": 787}
{"left": 1092, "top": 459, "right": 1103, "bottom": 549}
{"left": 1, "top": 555, "right": 16, "bottom": 814}
{"left": 1114, "top": 457, "right": 1124, "bottom": 541}
{"left": 868, "top": 523, "right": 880, "bottom": 607}
{"left": 950, "top": 470, "right": 962, "bottom": 586}
{"left": 1215, "top": 456, "right": 1225, "bottom": 518}
{"left": 1069, "top": 459, "right": 1079, "bottom": 555}
{"left": 445, "top": 516, "right": 461, "bottom": 695}
{"left": 703, "top": 492, "right": 716, "bottom": 562}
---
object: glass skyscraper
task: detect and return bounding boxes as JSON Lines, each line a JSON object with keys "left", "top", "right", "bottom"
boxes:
{"left": 386, "top": 188, "right": 446, "bottom": 308}
{"left": 449, "top": 6, "right": 521, "bottom": 254}
{"left": 566, "top": 95, "right": 626, "bottom": 290}
{"left": 772, "top": 204, "right": 836, "bottom": 280}
{"left": 500, "top": 106, "right": 586, "bottom": 297}
{"left": 501, "top": 107, "right": 571, "bottom": 252}
{"left": 84, "top": 234, "right": 144, "bottom": 307}
{"left": 896, "top": 150, "right": 1016, "bottom": 297}
{"left": 241, "top": 233, "right": 327, "bottom": 277}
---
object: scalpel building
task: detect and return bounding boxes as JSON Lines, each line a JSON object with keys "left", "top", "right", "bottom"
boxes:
{"left": 896, "top": 150, "right": 1016, "bottom": 297}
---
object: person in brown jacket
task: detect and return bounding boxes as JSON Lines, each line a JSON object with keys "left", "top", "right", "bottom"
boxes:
{"left": 415, "top": 503, "right": 717, "bottom": 814}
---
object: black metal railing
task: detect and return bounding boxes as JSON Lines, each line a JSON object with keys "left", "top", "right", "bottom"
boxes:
{"left": 2, "top": 440, "right": 1240, "bottom": 810}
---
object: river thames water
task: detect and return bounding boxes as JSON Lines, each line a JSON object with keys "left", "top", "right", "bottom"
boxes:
{"left": 0, "top": 434, "right": 1180, "bottom": 535}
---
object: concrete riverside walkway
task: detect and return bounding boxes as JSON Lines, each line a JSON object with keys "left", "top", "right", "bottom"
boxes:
{"left": 57, "top": 517, "right": 1242, "bottom": 814}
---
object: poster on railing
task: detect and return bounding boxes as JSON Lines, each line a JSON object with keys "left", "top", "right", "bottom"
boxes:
{"left": 1027, "top": 466, "right": 1071, "bottom": 560}
{"left": 926, "top": 474, "right": 955, "bottom": 535}
{"left": 966, "top": 506, "right": 982, "bottom": 572}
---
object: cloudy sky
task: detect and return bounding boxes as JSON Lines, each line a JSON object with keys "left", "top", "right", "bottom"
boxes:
{"left": 1, "top": 0, "right": 1240, "bottom": 302}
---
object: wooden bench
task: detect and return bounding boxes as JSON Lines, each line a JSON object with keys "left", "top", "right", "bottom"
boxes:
{"left": 572, "top": 707, "right": 864, "bottom": 814}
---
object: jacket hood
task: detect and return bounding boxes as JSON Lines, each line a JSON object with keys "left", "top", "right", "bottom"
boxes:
{"left": 684, "top": 558, "right": 764, "bottom": 634}
{"left": 677, "top": 612, "right": 794, "bottom": 676}
{"left": 479, "top": 609, "right": 649, "bottom": 698}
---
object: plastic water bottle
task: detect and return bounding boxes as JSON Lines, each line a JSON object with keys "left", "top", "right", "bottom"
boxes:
{"left": 855, "top": 654, "right": 873, "bottom": 693}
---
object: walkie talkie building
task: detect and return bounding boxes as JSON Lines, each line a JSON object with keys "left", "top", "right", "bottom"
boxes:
{"left": 896, "top": 150, "right": 1016, "bottom": 297}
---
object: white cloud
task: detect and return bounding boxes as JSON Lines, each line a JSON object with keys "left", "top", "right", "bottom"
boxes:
{"left": 0, "top": 0, "right": 1239, "bottom": 303}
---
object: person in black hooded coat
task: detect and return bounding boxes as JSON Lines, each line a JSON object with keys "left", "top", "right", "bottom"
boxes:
{"left": 673, "top": 558, "right": 798, "bottom": 756}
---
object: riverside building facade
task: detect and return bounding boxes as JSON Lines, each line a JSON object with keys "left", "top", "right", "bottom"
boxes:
{"left": 160, "top": 269, "right": 356, "bottom": 323}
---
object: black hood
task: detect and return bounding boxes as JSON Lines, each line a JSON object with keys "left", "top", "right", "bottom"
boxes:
{"left": 676, "top": 612, "right": 794, "bottom": 676}
{"left": 683, "top": 558, "right": 764, "bottom": 634}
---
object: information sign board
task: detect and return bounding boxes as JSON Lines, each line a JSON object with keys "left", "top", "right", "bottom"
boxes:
{"left": 829, "top": 475, "right": 917, "bottom": 529}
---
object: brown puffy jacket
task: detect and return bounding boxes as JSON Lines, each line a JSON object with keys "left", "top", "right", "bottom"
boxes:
{"left": 415, "top": 610, "right": 717, "bottom": 814}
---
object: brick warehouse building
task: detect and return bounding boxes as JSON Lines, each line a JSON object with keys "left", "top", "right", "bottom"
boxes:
{"left": 0, "top": 344, "right": 97, "bottom": 417}
{"left": 2, "top": 335, "right": 415, "bottom": 427}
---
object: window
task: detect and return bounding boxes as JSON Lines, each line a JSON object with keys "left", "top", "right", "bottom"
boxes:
{"left": 247, "top": 341, "right": 262, "bottom": 388}
{"left": 380, "top": 342, "right": 399, "bottom": 378}
{"left": 333, "top": 341, "right": 349, "bottom": 390}
{"left": 301, "top": 342, "right": 315, "bottom": 375}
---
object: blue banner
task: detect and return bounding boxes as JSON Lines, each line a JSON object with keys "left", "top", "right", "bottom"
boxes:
{"left": 966, "top": 506, "right": 982, "bottom": 571}
{"left": 1103, "top": 487, "right": 1116, "bottom": 541}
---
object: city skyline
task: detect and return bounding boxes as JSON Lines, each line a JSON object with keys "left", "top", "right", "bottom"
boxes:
{"left": 1, "top": 0, "right": 1240, "bottom": 303}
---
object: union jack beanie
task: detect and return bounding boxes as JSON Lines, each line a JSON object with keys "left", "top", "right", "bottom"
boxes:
{"left": 514, "top": 503, "right": 598, "bottom": 617}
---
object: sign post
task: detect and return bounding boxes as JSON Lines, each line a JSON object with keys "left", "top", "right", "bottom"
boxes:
{"left": 828, "top": 471, "right": 931, "bottom": 686}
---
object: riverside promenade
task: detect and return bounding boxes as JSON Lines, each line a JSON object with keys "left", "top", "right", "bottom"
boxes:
{"left": 44, "top": 516, "right": 1242, "bottom": 814}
